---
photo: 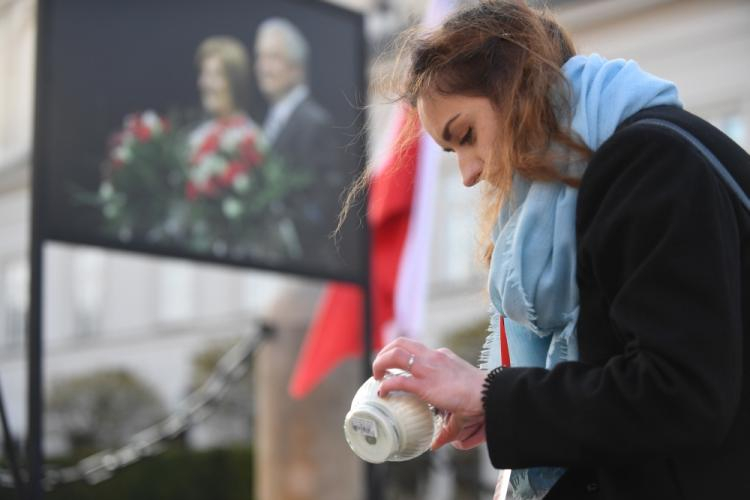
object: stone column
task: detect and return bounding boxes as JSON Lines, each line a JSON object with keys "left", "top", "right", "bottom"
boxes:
{"left": 255, "top": 280, "right": 363, "bottom": 500}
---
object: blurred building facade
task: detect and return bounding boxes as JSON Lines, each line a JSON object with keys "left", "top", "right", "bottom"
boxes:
{"left": 0, "top": 0, "right": 748, "bottom": 498}
{"left": 557, "top": 0, "right": 749, "bottom": 146}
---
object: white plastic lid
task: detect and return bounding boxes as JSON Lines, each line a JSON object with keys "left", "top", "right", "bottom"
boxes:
{"left": 343, "top": 402, "right": 400, "bottom": 464}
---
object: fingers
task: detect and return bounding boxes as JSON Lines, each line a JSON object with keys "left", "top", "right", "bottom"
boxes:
{"left": 452, "top": 423, "right": 486, "bottom": 450}
{"left": 430, "top": 413, "right": 486, "bottom": 451}
{"left": 454, "top": 434, "right": 486, "bottom": 450}
{"left": 431, "top": 413, "right": 461, "bottom": 450}
{"left": 372, "top": 338, "right": 429, "bottom": 380}
{"left": 372, "top": 346, "right": 410, "bottom": 380}
{"left": 377, "top": 370, "right": 420, "bottom": 397}
{"left": 377, "top": 337, "right": 430, "bottom": 360}
{"left": 436, "top": 346, "right": 457, "bottom": 359}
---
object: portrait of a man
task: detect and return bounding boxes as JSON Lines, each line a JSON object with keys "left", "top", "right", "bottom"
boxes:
{"left": 255, "top": 18, "right": 348, "bottom": 269}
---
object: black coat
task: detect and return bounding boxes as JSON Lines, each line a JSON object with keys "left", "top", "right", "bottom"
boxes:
{"left": 483, "top": 106, "right": 750, "bottom": 499}
{"left": 268, "top": 96, "right": 347, "bottom": 270}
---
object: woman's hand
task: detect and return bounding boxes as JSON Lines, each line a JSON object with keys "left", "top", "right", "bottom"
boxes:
{"left": 372, "top": 337, "right": 488, "bottom": 451}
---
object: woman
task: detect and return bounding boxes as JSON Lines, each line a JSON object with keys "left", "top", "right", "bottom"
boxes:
{"left": 185, "top": 36, "right": 276, "bottom": 257}
{"left": 187, "top": 36, "right": 263, "bottom": 200}
{"left": 369, "top": 1, "right": 750, "bottom": 499}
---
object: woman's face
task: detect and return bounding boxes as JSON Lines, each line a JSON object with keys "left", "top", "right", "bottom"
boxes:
{"left": 417, "top": 92, "right": 499, "bottom": 187}
{"left": 198, "top": 55, "right": 235, "bottom": 118}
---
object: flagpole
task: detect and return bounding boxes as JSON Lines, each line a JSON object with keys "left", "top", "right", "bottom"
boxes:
{"left": 363, "top": 285, "right": 383, "bottom": 500}
{"left": 26, "top": 2, "right": 50, "bottom": 497}
{"left": 362, "top": 184, "right": 383, "bottom": 500}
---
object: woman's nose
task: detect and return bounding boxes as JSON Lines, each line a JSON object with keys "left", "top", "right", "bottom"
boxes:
{"left": 457, "top": 154, "right": 482, "bottom": 187}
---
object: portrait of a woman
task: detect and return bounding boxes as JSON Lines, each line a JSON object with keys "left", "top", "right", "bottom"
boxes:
{"left": 186, "top": 36, "right": 264, "bottom": 201}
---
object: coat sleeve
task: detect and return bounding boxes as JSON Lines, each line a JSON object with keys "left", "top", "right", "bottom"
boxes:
{"left": 483, "top": 126, "right": 744, "bottom": 469}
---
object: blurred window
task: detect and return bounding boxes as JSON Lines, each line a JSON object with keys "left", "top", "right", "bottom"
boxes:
{"left": 240, "top": 272, "right": 285, "bottom": 315}
{"left": 157, "top": 261, "right": 195, "bottom": 323}
{"left": 0, "top": 0, "right": 36, "bottom": 170}
{"left": 72, "top": 249, "right": 106, "bottom": 337}
{"left": 711, "top": 112, "right": 747, "bottom": 151}
{"left": 3, "top": 257, "right": 28, "bottom": 350}
{"left": 721, "top": 115, "right": 746, "bottom": 150}
{"left": 431, "top": 164, "right": 482, "bottom": 289}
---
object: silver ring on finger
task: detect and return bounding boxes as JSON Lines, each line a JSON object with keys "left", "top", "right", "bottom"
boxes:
{"left": 406, "top": 353, "right": 416, "bottom": 372}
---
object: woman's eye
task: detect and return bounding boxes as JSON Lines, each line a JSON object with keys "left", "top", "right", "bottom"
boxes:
{"left": 459, "top": 128, "right": 473, "bottom": 146}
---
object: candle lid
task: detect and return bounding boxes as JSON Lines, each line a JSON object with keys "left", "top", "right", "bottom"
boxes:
{"left": 344, "top": 401, "right": 400, "bottom": 464}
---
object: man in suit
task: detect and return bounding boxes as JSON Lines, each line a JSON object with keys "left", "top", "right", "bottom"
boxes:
{"left": 254, "top": 18, "right": 345, "bottom": 272}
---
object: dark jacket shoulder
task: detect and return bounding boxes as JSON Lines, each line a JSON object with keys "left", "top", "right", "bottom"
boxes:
{"left": 579, "top": 106, "right": 750, "bottom": 224}
{"left": 289, "top": 96, "right": 333, "bottom": 128}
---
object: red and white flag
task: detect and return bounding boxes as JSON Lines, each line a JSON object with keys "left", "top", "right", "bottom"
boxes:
{"left": 288, "top": 0, "right": 456, "bottom": 398}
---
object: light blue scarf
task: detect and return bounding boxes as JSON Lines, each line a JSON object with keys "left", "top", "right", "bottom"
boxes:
{"left": 480, "top": 54, "right": 682, "bottom": 500}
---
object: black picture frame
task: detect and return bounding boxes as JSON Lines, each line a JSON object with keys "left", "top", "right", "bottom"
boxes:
{"left": 33, "top": 0, "right": 369, "bottom": 285}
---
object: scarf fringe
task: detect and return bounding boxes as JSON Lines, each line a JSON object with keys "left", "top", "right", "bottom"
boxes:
{"left": 479, "top": 308, "right": 502, "bottom": 372}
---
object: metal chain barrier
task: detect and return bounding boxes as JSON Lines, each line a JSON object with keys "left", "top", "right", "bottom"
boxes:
{"left": 0, "top": 322, "right": 273, "bottom": 491}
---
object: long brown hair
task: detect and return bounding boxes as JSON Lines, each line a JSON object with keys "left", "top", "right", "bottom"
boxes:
{"left": 340, "top": 0, "right": 591, "bottom": 262}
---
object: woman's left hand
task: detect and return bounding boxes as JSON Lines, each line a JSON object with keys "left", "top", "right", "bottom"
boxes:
{"left": 372, "top": 337, "right": 488, "bottom": 451}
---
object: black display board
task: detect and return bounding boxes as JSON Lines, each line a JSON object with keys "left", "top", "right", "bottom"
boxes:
{"left": 35, "top": 0, "right": 367, "bottom": 283}
{"left": 28, "top": 1, "right": 373, "bottom": 498}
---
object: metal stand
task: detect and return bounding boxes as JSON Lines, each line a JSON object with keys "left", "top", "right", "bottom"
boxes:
{"left": 362, "top": 197, "right": 382, "bottom": 500}
{"left": 363, "top": 282, "right": 382, "bottom": 500}
{"left": 0, "top": 377, "right": 26, "bottom": 500}
{"left": 27, "top": 212, "right": 44, "bottom": 500}
{"left": 28, "top": 0, "right": 49, "bottom": 495}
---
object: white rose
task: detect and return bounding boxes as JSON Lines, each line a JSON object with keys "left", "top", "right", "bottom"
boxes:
{"left": 192, "top": 155, "right": 224, "bottom": 183}
{"left": 220, "top": 127, "right": 244, "bottom": 152}
{"left": 113, "top": 144, "right": 133, "bottom": 164}
{"left": 222, "top": 197, "right": 243, "bottom": 219}
{"left": 99, "top": 182, "right": 114, "bottom": 200}
{"left": 141, "top": 110, "right": 163, "bottom": 136}
{"left": 233, "top": 173, "right": 250, "bottom": 193}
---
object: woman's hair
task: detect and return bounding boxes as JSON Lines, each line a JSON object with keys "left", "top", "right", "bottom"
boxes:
{"left": 195, "top": 36, "right": 251, "bottom": 113}
{"left": 340, "top": 0, "right": 591, "bottom": 263}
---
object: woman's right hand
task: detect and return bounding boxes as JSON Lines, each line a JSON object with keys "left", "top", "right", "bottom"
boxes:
{"left": 372, "top": 337, "right": 488, "bottom": 450}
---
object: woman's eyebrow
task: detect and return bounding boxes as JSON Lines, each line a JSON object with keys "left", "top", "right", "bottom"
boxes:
{"left": 442, "top": 113, "right": 460, "bottom": 142}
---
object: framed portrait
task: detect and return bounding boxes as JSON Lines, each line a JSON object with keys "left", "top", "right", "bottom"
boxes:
{"left": 34, "top": 0, "right": 368, "bottom": 284}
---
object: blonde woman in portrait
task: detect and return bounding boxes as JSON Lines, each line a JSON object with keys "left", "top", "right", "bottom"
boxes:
{"left": 187, "top": 36, "right": 263, "bottom": 201}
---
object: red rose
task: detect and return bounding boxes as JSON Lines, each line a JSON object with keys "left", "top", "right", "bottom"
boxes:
{"left": 132, "top": 117, "right": 152, "bottom": 142}
{"left": 192, "top": 131, "right": 220, "bottom": 164}
{"left": 239, "top": 135, "right": 263, "bottom": 167}
{"left": 204, "top": 178, "right": 219, "bottom": 196}
{"left": 185, "top": 181, "right": 199, "bottom": 200}
{"left": 218, "top": 161, "right": 248, "bottom": 187}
